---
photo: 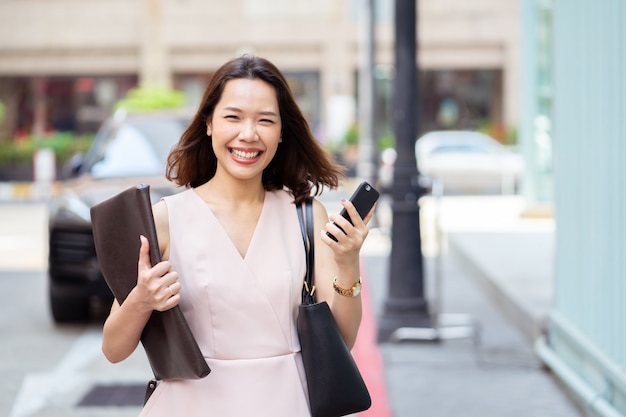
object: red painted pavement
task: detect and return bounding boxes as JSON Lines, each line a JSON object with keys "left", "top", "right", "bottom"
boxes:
{"left": 352, "top": 264, "right": 393, "bottom": 417}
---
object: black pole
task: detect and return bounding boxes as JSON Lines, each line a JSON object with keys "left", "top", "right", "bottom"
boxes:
{"left": 377, "top": 0, "right": 431, "bottom": 342}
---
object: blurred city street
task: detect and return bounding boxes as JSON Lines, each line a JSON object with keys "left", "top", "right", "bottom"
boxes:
{"left": 2, "top": 1, "right": 624, "bottom": 415}
{"left": 0, "top": 184, "right": 583, "bottom": 417}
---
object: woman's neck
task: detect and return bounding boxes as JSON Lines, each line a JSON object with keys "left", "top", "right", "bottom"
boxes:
{"left": 196, "top": 175, "right": 265, "bottom": 207}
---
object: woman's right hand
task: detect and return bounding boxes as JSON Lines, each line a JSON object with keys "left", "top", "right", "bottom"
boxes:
{"left": 133, "top": 235, "right": 181, "bottom": 312}
{"left": 102, "top": 235, "right": 180, "bottom": 363}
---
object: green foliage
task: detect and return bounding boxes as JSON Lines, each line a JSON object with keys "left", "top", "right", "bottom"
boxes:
{"left": 377, "top": 132, "right": 395, "bottom": 151}
{"left": 0, "top": 100, "right": 5, "bottom": 124}
{"left": 477, "top": 121, "right": 517, "bottom": 145}
{"left": 504, "top": 126, "right": 518, "bottom": 145}
{"left": 342, "top": 126, "right": 396, "bottom": 151}
{"left": 114, "top": 85, "right": 185, "bottom": 112}
{"left": 0, "top": 132, "right": 94, "bottom": 164}
{"left": 344, "top": 125, "right": 360, "bottom": 146}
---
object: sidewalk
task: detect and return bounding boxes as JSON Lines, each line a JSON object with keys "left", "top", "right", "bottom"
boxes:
{"left": 350, "top": 194, "right": 583, "bottom": 417}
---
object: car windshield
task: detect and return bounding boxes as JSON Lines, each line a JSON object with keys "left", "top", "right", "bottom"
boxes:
{"left": 430, "top": 144, "right": 493, "bottom": 155}
{"left": 87, "top": 117, "right": 188, "bottom": 178}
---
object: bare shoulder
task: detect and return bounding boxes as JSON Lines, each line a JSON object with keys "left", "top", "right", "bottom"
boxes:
{"left": 311, "top": 197, "right": 329, "bottom": 220}
{"left": 152, "top": 200, "right": 170, "bottom": 259}
{"left": 152, "top": 199, "right": 169, "bottom": 225}
{"left": 310, "top": 198, "right": 332, "bottom": 231}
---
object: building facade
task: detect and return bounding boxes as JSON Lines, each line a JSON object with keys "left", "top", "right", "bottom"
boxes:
{"left": 532, "top": 0, "right": 626, "bottom": 416}
{"left": 0, "top": 0, "right": 520, "bottom": 148}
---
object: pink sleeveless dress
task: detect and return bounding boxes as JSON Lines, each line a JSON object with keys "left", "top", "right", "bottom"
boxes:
{"left": 139, "top": 188, "right": 311, "bottom": 416}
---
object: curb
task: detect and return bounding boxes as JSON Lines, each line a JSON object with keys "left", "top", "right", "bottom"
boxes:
{"left": 0, "top": 182, "right": 58, "bottom": 202}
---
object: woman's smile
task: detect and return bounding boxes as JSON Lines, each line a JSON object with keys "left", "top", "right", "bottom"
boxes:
{"left": 229, "top": 147, "right": 263, "bottom": 163}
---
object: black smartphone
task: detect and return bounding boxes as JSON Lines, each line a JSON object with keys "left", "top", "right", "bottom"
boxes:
{"left": 326, "top": 181, "right": 380, "bottom": 242}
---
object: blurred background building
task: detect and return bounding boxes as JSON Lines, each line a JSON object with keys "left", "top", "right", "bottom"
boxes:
{"left": 0, "top": 0, "right": 519, "bottom": 149}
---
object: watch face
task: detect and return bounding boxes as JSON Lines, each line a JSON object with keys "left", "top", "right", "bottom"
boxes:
{"left": 352, "top": 286, "right": 361, "bottom": 297}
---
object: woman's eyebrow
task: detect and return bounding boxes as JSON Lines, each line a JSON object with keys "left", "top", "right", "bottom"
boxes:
{"left": 222, "top": 106, "right": 278, "bottom": 117}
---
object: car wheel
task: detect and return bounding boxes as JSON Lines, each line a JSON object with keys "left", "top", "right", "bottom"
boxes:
{"left": 49, "top": 291, "right": 90, "bottom": 323}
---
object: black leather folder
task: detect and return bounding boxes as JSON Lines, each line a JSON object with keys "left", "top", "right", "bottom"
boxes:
{"left": 90, "top": 184, "right": 211, "bottom": 380}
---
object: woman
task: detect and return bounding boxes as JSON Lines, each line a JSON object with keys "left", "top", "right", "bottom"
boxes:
{"left": 101, "top": 55, "right": 374, "bottom": 416}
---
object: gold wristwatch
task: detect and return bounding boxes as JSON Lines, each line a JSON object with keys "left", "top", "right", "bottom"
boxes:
{"left": 333, "top": 277, "right": 362, "bottom": 297}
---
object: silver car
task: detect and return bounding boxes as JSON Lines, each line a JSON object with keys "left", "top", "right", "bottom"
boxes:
{"left": 415, "top": 130, "right": 524, "bottom": 195}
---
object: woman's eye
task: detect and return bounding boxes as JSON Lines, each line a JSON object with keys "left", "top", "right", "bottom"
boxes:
{"left": 225, "top": 115, "right": 238, "bottom": 120}
{"left": 260, "top": 119, "right": 274, "bottom": 124}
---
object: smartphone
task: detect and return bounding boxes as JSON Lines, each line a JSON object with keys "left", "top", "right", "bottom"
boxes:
{"left": 326, "top": 181, "right": 380, "bottom": 242}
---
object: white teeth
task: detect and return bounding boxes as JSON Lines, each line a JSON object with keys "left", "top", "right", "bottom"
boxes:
{"left": 231, "top": 149, "right": 260, "bottom": 159}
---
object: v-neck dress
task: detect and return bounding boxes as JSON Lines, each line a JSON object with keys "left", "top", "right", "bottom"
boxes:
{"left": 139, "top": 188, "right": 311, "bottom": 417}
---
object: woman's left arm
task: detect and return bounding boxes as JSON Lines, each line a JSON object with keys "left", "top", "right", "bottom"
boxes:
{"left": 312, "top": 198, "right": 375, "bottom": 350}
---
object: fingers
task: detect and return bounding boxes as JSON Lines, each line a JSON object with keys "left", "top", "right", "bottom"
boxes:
{"left": 137, "top": 235, "right": 172, "bottom": 286}
{"left": 331, "top": 199, "right": 368, "bottom": 233}
{"left": 322, "top": 221, "right": 368, "bottom": 248}
{"left": 165, "top": 281, "right": 181, "bottom": 297}
{"left": 159, "top": 280, "right": 181, "bottom": 311}
{"left": 341, "top": 199, "right": 375, "bottom": 226}
{"left": 322, "top": 200, "right": 371, "bottom": 248}
{"left": 137, "top": 235, "right": 152, "bottom": 274}
{"left": 341, "top": 199, "right": 361, "bottom": 225}
{"left": 151, "top": 269, "right": 181, "bottom": 311}
{"left": 159, "top": 267, "right": 179, "bottom": 287}
{"left": 141, "top": 272, "right": 180, "bottom": 312}
{"left": 136, "top": 235, "right": 181, "bottom": 311}
{"left": 324, "top": 221, "right": 346, "bottom": 242}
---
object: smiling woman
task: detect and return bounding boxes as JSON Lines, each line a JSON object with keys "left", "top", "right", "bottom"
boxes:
{"left": 99, "top": 55, "right": 376, "bottom": 417}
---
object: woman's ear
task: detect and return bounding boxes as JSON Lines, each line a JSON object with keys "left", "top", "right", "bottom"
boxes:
{"left": 206, "top": 119, "right": 212, "bottom": 136}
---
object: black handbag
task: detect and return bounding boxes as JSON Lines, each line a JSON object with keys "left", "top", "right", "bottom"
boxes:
{"left": 296, "top": 198, "right": 372, "bottom": 417}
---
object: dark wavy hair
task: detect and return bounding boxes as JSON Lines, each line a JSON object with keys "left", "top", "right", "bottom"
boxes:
{"left": 166, "top": 54, "right": 344, "bottom": 203}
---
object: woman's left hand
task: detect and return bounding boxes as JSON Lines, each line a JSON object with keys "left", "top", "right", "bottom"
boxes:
{"left": 321, "top": 198, "right": 375, "bottom": 266}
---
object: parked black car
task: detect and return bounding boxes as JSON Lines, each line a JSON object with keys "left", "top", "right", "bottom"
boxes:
{"left": 48, "top": 109, "right": 189, "bottom": 322}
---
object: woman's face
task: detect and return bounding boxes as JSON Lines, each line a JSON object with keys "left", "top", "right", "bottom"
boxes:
{"left": 207, "top": 78, "right": 282, "bottom": 183}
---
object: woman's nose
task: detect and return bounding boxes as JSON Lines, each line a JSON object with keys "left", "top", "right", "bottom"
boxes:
{"left": 239, "top": 121, "right": 259, "bottom": 141}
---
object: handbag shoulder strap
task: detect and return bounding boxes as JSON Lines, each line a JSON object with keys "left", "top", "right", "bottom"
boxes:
{"left": 297, "top": 197, "right": 315, "bottom": 304}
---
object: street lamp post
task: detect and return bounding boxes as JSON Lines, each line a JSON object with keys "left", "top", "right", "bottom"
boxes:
{"left": 377, "top": 0, "right": 431, "bottom": 342}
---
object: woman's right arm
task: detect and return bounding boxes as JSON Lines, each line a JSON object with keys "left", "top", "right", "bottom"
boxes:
{"left": 101, "top": 201, "right": 180, "bottom": 363}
